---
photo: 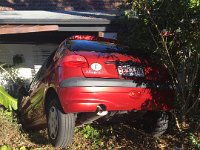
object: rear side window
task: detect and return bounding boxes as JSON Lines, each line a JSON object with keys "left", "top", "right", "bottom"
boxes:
{"left": 67, "top": 40, "right": 124, "bottom": 53}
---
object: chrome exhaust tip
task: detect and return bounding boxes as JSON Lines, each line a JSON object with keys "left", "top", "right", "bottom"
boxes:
{"left": 96, "top": 105, "right": 108, "bottom": 116}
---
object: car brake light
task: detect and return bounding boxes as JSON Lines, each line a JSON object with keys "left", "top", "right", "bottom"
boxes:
{"left": 69, "top": 35, "right": 96, "bottom": 40}
{"left": 62, "top": 55, "right": 88, "bottom": 68}
{"left": 68, "top": 35, "right": 117, "bottom": 43}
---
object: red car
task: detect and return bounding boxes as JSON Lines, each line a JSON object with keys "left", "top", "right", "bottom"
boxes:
{"left": 18, "top": 35, "right": 174, "bottom": 148}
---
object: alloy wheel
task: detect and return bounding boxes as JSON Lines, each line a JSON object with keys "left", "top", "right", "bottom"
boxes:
{"left": 48, "top": 106, "right": 59, "bottom": 140}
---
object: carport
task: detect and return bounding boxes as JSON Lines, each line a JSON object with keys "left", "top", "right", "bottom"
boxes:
{"left": 0, "top": 10, "right": 118, "bottom": 69}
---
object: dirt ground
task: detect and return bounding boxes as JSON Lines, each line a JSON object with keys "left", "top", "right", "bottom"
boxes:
{"left": 0, "top": 109, "right": 199, "bottom": 150}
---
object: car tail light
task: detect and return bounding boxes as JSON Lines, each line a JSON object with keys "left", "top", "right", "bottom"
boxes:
{"left": 62, "top": 55, "right": 88, "bottom": 68}
{"left": 69, "top": 35, "right": 96, "bottom": 40}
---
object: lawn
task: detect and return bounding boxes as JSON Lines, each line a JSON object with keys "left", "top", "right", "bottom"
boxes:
{"left": 0, "top": 108, "right": 200, "bottom": 149}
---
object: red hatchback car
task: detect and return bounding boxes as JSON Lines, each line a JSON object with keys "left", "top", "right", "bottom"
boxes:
{"left": 18, "top": 35, "right": 174, "bottom": 148}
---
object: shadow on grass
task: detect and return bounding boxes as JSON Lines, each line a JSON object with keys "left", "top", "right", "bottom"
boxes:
{"left": 26, "top": 130, "right": 50, "bottom": 145}
{"left": 18, "top": 126, "right": 53, "bottom": 148}
{"left": 93, "top": 123, "right": 159, "bottom": 150}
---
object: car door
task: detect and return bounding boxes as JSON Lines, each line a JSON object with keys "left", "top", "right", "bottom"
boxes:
{"left": 24, "top": 51, "right": 56, "bottom": 125}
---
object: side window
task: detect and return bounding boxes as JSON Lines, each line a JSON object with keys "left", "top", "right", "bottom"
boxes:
{"left": 29, "top": 66, "right": 44, "bottom": 90}
{"left": 32, "top": 60, "right": 47, "bottom": 82}
{"left": 54, "top": 41, "right": 67, "bottom": 60}
{"left": 46, "top": 50, "right": 56, "bottom": 68}
{"left": 30, "top": 51, "right": 55, "bottom": 89}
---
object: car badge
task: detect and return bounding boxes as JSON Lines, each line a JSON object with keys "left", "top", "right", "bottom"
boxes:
{"left": 91, "top": 63, "right": 102, "bottom": 71}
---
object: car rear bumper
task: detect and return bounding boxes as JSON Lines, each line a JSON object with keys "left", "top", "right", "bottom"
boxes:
{"left": 58, "top": 78, "right": 174, "bottom": 113}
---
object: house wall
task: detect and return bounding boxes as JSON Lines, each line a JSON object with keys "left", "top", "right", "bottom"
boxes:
{"left": 0, "top": 0, "right": 123, "bottom": 11}
{"left": 0, "top": 43, "right": 57, "bottom": 95}
{"left": 0, "top": 44, "right": 57, "bottom": 68}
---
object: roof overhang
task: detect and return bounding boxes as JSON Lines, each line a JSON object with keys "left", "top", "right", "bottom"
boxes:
{"left": 0, "top": 25, "right": 59, "bottom": 35}
{"left": 0, "top": 11, "right": 117, "bottom": 25}
{"left": 0, "top": 25, "right": 113, "bottom": 35}
{"left": 0, "top": 19, "right": 112, "bottom": 25}
{"left": 0, "top": 11, "right": 119, "bottom": 34}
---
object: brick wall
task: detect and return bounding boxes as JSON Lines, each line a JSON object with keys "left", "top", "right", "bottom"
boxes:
{"left": 0, "top": 0, "right": 123, "bottom": 11}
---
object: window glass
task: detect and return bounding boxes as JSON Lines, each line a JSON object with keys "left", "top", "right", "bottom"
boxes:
{"left": 31, "top": 51, "right": 54, "bottom": 84}
{"left": 54, "top": 41, "right": 66, "bottom": 60}
{"left": 46, "top": 50, "right": 56, "bottom": 68}
{"left": 67, "top": 40, "right": 125, "bottom": 53}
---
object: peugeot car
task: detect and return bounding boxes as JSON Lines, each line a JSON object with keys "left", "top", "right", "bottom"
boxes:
{"left": 18, "top": 35, "right": 174, "bottom": 148}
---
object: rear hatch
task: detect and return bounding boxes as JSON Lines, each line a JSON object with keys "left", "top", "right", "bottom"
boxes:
{"left": 75, "top": 51, "right": 144, "bottom": 79}
{"left": 70, "top": 40, "right": 170, "bottom": 82}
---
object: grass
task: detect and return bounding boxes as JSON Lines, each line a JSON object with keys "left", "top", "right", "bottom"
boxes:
{"left": 0, "top": 107, "right": 200, "bottom": 150}
{"left": 0, "top": 108, "right": 50, "bottom": 149}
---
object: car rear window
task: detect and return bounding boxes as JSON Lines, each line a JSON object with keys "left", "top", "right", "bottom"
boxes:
{"left": 68, "top": 40, "right": 124, "bottom": 53}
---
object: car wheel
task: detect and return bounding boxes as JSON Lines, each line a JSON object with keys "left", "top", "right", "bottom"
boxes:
{"left": 141, "top": 111, "right": 169, "bottom": 137}
{"left": 47, "top": 98, "right": 75, "bottom": 148}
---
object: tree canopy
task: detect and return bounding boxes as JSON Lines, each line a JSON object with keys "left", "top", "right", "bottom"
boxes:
{"left": 120, "top": 0, "right": 200, "bottom": 120}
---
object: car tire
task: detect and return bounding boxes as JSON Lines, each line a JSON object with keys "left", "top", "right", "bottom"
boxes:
{"left": 142, "top": 111, "right": 169, "bottom": 137}
{"left": 47, "top": 98, "right": 75, "bottom": 148}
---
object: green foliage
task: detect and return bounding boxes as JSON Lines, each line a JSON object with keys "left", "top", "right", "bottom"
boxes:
{"left": 0, "top": 109, "right": 13, "bottom": 121}
{"left": 0, "top": 63, "right": 26, "bottom": 98}
{"left": 189, "top": 133, "right": 200, "bottom": 149}
{"left": 80, "top": 125, "right": 100, "bottom": 139}
{"left": 189, "top": 0, "right": 200, "bottom": 8}
{"left": 77, "top": 125, "right": 104, "bottom": 148}
{"left": 0, "top": 86, "right": 17, "bottom": 110}
{"left": 0, "top": 145, "right": 11, "bottom": 150}
{"left": 0, "top": 145, "right": 28, "bottom": 150}
{"left": 121, "top": 0, "right": 200, "bottom": 117}
{"left": 0, "top": 144, "right": 30, "bottom": 149}
{"left": 0, "top": 145, "right": 12, "bottom": 150}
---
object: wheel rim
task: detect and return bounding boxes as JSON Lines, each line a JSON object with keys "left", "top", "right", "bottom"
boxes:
{"left": 48, "top": 106, "right": 59, "bottom": 140}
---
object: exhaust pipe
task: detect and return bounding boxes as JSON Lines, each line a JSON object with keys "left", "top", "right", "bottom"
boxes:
{"left": 76, "top": 105, "right": 108, "bottom": 126}
{"left": 96, "top": 105, "right": 108, "bottom": 116}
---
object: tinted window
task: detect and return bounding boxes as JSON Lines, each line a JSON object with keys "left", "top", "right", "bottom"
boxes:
{"left": 33, "top": 51, "right": 55, "bottom": 82}
{"left": 67, "top": 40, "right": 124, "bottom": 53}
{"left": 46, "top": 50, "right": 56, "bottom": 68}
